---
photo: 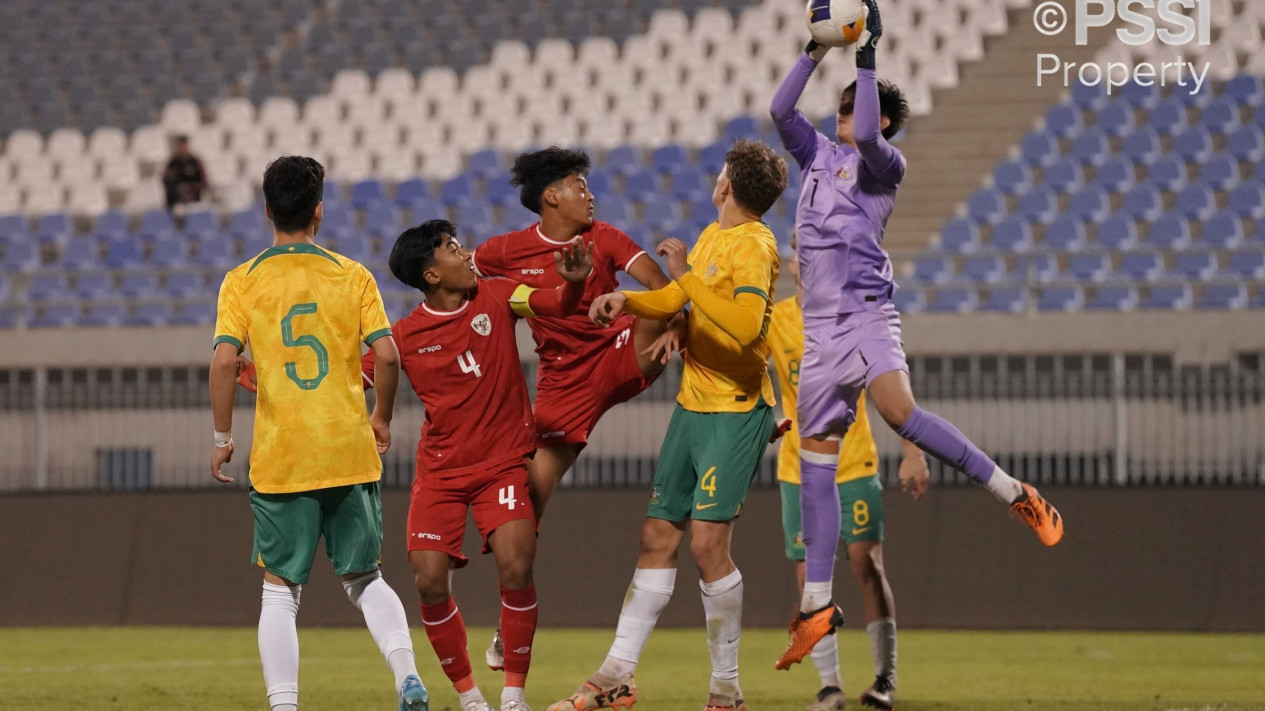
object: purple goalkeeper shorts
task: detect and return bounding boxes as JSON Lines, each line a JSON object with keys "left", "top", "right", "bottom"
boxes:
{"left": 798, "top": 303, "right": 908, "bottom": 439}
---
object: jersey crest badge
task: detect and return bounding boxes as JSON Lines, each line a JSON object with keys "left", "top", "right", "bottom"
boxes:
{"left": 705, "top": 263, "right": 719, "bottom": 277}
{"left": 836, "top": 166, "right": 853, "bottom": 181}
{"left": 471, "top": 313, "right": 491, "bottom": 336}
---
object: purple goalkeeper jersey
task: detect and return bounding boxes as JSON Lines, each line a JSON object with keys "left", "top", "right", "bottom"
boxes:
{"left": 771, "top": 57, "right": 905, "bottom": 317}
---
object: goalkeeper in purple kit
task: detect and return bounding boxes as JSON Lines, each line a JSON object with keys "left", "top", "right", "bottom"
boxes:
{"left": 769, "top": 0, "right": 1065, "bottom": 683}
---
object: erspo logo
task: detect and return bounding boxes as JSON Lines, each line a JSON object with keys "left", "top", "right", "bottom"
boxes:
{"left": 1033, "top": 0, "right": 1213, "bottom": 95}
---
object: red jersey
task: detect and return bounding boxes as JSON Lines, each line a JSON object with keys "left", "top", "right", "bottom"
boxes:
{"left": 363, "top": 278, "right": 535, "bottom": 478}
{"left": 473, "top": 221, "right": 646, "bottom": 384}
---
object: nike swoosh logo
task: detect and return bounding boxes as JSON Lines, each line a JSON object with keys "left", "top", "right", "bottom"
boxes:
{"left": 696, "top": 502, "right": 718, "bottom": 510}
{"left": 852, "top": 527, "right": 872, "bottom": 535}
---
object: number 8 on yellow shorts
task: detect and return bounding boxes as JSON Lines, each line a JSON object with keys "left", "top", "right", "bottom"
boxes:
{"left": 646, "top": 402, "right": 776, "bottom": 523}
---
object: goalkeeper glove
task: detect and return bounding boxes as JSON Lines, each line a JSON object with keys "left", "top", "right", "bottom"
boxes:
{"left": 804, "top": 39, "right": 830, "bottom": 63}
{"left": 857, "top": 0, "right": 882, "bottom": 70}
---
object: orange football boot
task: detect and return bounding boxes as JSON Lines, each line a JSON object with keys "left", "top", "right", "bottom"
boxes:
{"left": 1009, "top": 482, "right": 1064, "bottom": 546}
{"left": 774, "top": 603, "right": 844, "bottom": 670}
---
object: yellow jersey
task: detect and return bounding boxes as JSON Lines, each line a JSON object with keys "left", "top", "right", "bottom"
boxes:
{"left": 767, "top": 297, "right": 879, "bottom": 485}
{"left": 625, "top": 221, "right": 779, "bottom": 413}
{"left": 213, "top": 242, "right": 393, "bottom": 494}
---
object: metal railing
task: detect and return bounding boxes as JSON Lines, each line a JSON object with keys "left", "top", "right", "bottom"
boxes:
{"left": 1, "top": 352, "right": 1262, "bottom": 493}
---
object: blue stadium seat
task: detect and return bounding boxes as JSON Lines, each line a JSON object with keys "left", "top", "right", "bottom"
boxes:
{"left": 978, "top": 285, "right": 1028, "bottom": 313}
{"left": 1095, "top": 101, "right": 1135, "bottom": 137}
{"left": 1094, "top": 156, "right": 1135, "bottom": 193}
{"left": 102, "top": 237, "right": 143, "bottom": 269}
{"left": 1148, "top": 98, "right": 1188, "bottom": 137}
{"left": 31, "top": 303, "right": 78, "bottom": 328}
{"left": 364, "top": 203, "right": 402, "bottom": 239}
{"left": 59, "top": 235, "right": 101, "bottom": 270}
{"left": 892, "top": 286, "right": 924, "bottom": 314}
{"left": 699, "top": 140, "right": 729, "bottom": 175}
{"left": 967, "top": 187, "right": 1006, "bottom": 225}
{"left": 94, "top": 210, "right": 130, "bottom": 237}
{"left": 1196, "top": 280, "right": 1247, "bottom": 310}
{"left": 1200, "top": 97, "right": 1240, "bottom": 135}
{"left": 74, "top": 272, "right": 112, "bottom": 300}
{"left": 240, "top": 231, "right": 273, "bottom": 258}
{"left": 466, "top": 149, "right": 502, "bottom": 179}
{"left": 440, "top": 174, "right": 477, "bottom": 206}
{"left": 1122, "top": 126, "right": 1162, "bottom": 165}
{"left": 624, "top": 169, "right": 661, "bottom": 203}
{"left": 992, "top": 159, "right": 1032, "bottom": 195}
{"left": 1225, "top": 125, "right": 1265, "bottom": 162}
{"left": 1223, "top": 248, "right": 1265, "bottom": 279}
{"left": 394, "top": 178, "right": 431, "bottom": 209}
{"left": 34, "top": 213, "right": 72, "bottom": 244}
{"left": 724, "top": 116, "right": 761, "bottom": 143}
{"left": 1037, "top": 284, "right": 1083, "bottom": 312}
{"left": 1068, "top": 184, "right": 1110, "bottom": 221}
{"left": 1086, "top": 283, "right": 1137, "bottom": 311}
{"left": 1017, "top": 186, "right": 1057, "bottom": 224}
{"left": 1146, "top": 212, "right": 1192, "bottom": 250}
{"left": 118, "top": 272, "right": 159, "bottom": 299}
{"left": 0, "top": 304, "right": 23, "bottom": 329}
{"left": 323, "top": 181, "right": 344, "bottom": 205}
{"left": 1255, "top": 103, "right": 1265, "bottom": 131}
{"left": 183, "top": 210, "right": 218, "bottom": 236}
{"left": 1141, "top": 282, "right": 1192, "bottom": 310}
{"left": 1043, "top": 157, "right": 1084, "bottom": 194}
{"left": 0, "top": 215, "right": 28, "bottom": 238}
{"left": 1172, "top": 125, "right": 1213, "bottom": 163}
{"left": 329, "top": 234, "right": 372, "bottom": 262}
{"left": 81, "top": 303, "right": 126, "bottom": 327}
{"left": 228, "top": 207, "right": 266, "bottom": 239}
{"left": 927, "top": 286, "right": 977, "bottom": 313}
{"left": 1200, "top": 153, "right": 1240, "bottom": 191}
{"left": 1044, "top": 103, "right": 1083, "bottom": 138}
{"left": 1227, "top": 182, "right": 1265, "bottom": 218}
{"left": 1254, "top": 220, "right": 1265, "bottom": 245}
{"left": 670, "top": 169, "right": 709, "bottom": 202}
{"left": 1252, "top": 288, "right": 1265, "bottom": 310}
{"left": 27, "top": 273, "right": 70, "bottom": 301}
{"left": 1071, "top": 82, "right": 1107, "bottom": 112}
{"left": 913, "top": 255, "right": 952, "bottom": 285}
{"left": 1146, "top": 155, "right": 1187, "bottom": 192}
{"left": 650, "top": 144, "right": 688, "bottom": 174}
{"left": 603, "top": 145, "right": 643, "bottom": 176}
{"left": 1120, "top": 81, "right": 1159, "bottom": 110}
{"left": 642, "top": 201, "right": 683, "bottom": 232}
{"left": 149, "top": 239, "right": 189, "bottom": 268}
{"left": 1010, "top": 253, "right": 1058, "bottom": 283}
{"left": 938, "top": 218, "right": 980, "bottom": 253}
{"left": 1225, "top": 74, "right": 1264, "bottom": 107}
{"left": 138, "top": 210, "right": 175, "bottom": 240}
{"left": 1201, "top": 210, "right": 1244, "bottom": 249}
{"left": 1044, "top": 216, "right": 1086, "bottom": 251}
{"left": 1172, "top": 81, "right": 1211, "bottom": 109}
{"left": 171, "top": 302, "right": 216, "bottom": 326}
{"left": 1071, "top": 128, "right": 1110, "bottom": 166}
{"left": 192, "top": 235, "right": 235, "bottom": 268}
{"left": 126, "top": 302, "right": 173, "bottom": 326}
{"left": 1171, "top": 250, "right": 1217, "bottom": 280}
{"left": 1174, "top": 182, "right": 1215, "bottom": 220}
{"left": 991, "top": 217, "right": 1033, "bottom": 253}
{"left": 599, "top": 197, "right": 635, "bottom": 226}
{"left": 0, "top": 239, "right": 39, "bottom": 272}
{"left": 1068, "top": 252, "right": 1110, "bottom": 282}
{"left": 962, "top": 254, "right": 1005, "bottom": 283}
{"left": 350, "top": 179, "right": 388, "bottom": 209}
{"left": 585, "top": 170, "right": 614, "bottom": 200}
{"left": 1020, "top": 130, "right": 1059, "bottom": 167}
{"left": 623, "top": 225, "right": 654, "bottom": 252}
{"left": 1121, "top": 183, "right": 1163, "bottom": 221}
{"left": 1118, "top": 250, "right": 1164, "bottom": 281}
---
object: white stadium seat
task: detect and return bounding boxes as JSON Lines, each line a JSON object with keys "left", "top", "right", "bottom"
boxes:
{"left": 87, "top": 127, "right": 129, "bottom": 161}
{"left": 330, "top": 69, "right": 372, "bottom": 99}
{"left": 4, "top": 130, "right": 45, "bottom": 162}
{"left": 67, "top": 184, "right": 108, "bottom": 216}
{"left": 258, "top": 97, "right": 301, "bottom": 129}
{"left": 24, "top": 185, "right": 66, "bottom": 214}
{"left": 160, "top": 99, "right": 202, "bottom": 134}
{"left": 214, "top": 97, "right": 257, "bottom": 129}
{"left": 46, "top": 129, "right": 87, "bottom": 162}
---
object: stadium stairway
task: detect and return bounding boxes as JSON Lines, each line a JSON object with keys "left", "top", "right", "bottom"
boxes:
{"left": 884, "top": 4, "right": 1118, "bottom": 254}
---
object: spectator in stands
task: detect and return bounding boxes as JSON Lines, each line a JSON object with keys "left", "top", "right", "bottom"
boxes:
{"left": 161, "top": 135, "right": 208, "bottom": 215}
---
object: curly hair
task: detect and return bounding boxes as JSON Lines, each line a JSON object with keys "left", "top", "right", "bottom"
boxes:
{"left": 724, "top": 140, "right": 788, "bottom": 217}
{"left": 509, "top": 147, "right": 591, "bottom": 214}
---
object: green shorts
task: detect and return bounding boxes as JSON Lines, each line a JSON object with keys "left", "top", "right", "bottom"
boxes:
{"left": 779, "top": 476, "right": 884, "bottom": 561}
{"left": 249, "top": 481, "right": 384, "bottom": 584}
{"left": 646, "top": 402, "right": 775, "bottom": 523}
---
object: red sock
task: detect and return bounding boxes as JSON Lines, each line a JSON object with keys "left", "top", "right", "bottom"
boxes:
{"left": 420, "top": 597, "right": 472, "bottom": 687}
{"left": 500, "top": 584, "right": 538, "bottom": 688}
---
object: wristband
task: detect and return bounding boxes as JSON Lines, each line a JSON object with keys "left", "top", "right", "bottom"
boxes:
{"left": 214, "top": 430, "right": 233, "bottom": 448}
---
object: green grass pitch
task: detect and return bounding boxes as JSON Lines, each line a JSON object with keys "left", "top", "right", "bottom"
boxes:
{"left": 1, "top": 627, "right": 1262, "bottom": 710}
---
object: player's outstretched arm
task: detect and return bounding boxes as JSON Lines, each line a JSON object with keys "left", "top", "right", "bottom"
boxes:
{"left": 209, "top": 342, "right": 239, "bottom": 482}
{"left": 770, "top": 40, "right": 828, "bottom": 168}
{"left": 853, "top": 0, "right": 904, "bottom": 187}
{"left": 367, "top": 335, "right": 400, "bottom": 455}
{"left": 661, "top": 238, "right": 768, "bottom": 347}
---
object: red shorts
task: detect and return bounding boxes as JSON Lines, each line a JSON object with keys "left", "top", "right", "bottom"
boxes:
{"left": 407, "top": 457, "right": 535, "bottom": 567}
{"left": 535, "top": 314, "right": 657, "bottom": 449}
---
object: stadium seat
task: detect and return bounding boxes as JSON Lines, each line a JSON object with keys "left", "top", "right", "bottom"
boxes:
{"left": 171, "top": 302, "right": 216, "bottom": 326}
{"left": 978, "top": 285, "right": 1028, "bottom": 313}
{"left": 1148, "top": 98, "right": 1188, "bottom": 136}
{"left": 35, "top": 213, "right": 74, "bottom": 245}
{"left": 1252, "top": 288, "right": 1265, "bottom": 310}
{"left": 1071, "top": 82, "right": 1107, "bottom": 112}
{"left": 1044, "top": 216, "right": 1086, "bottom": 252}
{"left": 394, "top": 178, "right": 431, "bottom": 209}
{"left": 892, "top": 286, "right": 924, "bottom": 314}
{"left": 149, "top": 239, "right": 190, "bottom": 269}
{"left": 31, "top": 303, "right": 78, "bottom": 328}
{"left": 670, "top": 169, "right": 709, "bottom": 202}
{"left": 1118, "top": 250, "right": 1164, "bottom": 281}
{"left": 992, "top": 159, "right": 1032, "bottom": 196}
{"left": 125, "top": 302, "right": 174, "bottom": 327}
{"left": 439, "top": 174, "right": 477, "bottom": 206}
{"left": 94, "top": 211, "right": 129, "bottom": 237}
{"left": 1141, "top": 282, "right": 1192, "bottom": 310}
{"left": 1094, "top": 156, "right": 1135, "bottom": 193}
{"left": 1174, "top": 182, "right": 1216, "bottom": 221}
{"left": 350, "top": 179, "right": 388, "bottom": 209}
{"left": 1067, "top": 252, "right": 1110, "bottom": 282}
{"left": 602, "top": 145, "right": 643, "bottom": 176}
{"left": 991, "top": 218, "right": 1033, "bottom": 253}
{"left": 1036, "top": 284, "right": 1083, "bottom": 312}
{"left": 913, "top": 255, "right": 953, "bottom": 285}
{"left": 73, "top": 272, "right": 112, "bottom": 300}
{"left": 650, "top": 144, "right": 688, "bottom": 175}
{"left": 1067, "top": 185, "right": 1111, "bottom": 222}
{"left": 1020, "top": 130, "right": 1059, "bottom": 167}
{"left": 119, "top": 272, "right": 160, "bottom": 299}
{"left": 1085, "top": 283, "right": 1138, "bottom": 311}
{"left": 1226, "top": 125, "right": 1265, "bottom": 162}
{"left": 1201, "top": 211, "right": 1244, "bottom": 249}
{"left": 1171, "top": 250, "right": 1217, "bottom": 280}
{"left": 938, "top": 218, "right": 980, "bottom": 253}
{"left": 1172, "top": 126, "right": 1214, "bottom": 163}
{"left": 1120, "top": 81, "right": 1159, "bottom": 110}
{"left": 927, "top": 286, "right": 978, "bottom": 313}
{"left": 1071, "top": 129, "right": 1110, "bottom": 166}
{"left": 27, "top": 273, "right": 70, "bottom": 301}
{"left": 1017, "top": 186, "right": 1057, "bottom": 224}
{"left": 1044, "top": 157, "right": 1084, "bottom": 194}
{"left": 1227, "top": 182, "right": 1265, "bottom": 218}
{"left": 1200, "top": 97, "right": 1240, "bottom": 135}
{"left": 465, "top": 149, "right": 502, "bottom": 179}
{"left": 1122, "top": 126, "right": 1162, "bottom": 165}
{"left": 137, "top": 210, "right": 175, "bottom": 240}
{"left": 1196, "top": 280, "right": 1248, "bottom": 310}
{"left": 961, "top": 254, "right": 1005, "bottom": 284}
{"left": 1094, "top": 213, "right": 1139, "bottom": 250}
{"left": 58, "top": 236, "right": 101, "bottom": 270}
{"left": 1147, "top": 156, "right": 1188, "bottom": 192}
{"left": 81, "top": 303, "right": 126, "bottom": 327}
{"left": 1223, "top": 248, "right": 1265, "bottom": 279}
{"left": 1200, "top": 153, "right": 1241, "bottom": 191}
{"left": 1121, "top": 183, "right": 1164, "bottom": 221}
{"left": 1010, "top": 253, "right": 1058, "bottom": 283}
{"left": 624, "top": 169, "right": 661, "bottom": 204}
{"left": 1145, "top": 212, "right": 1192, "bottom": 250}
{"left": 1095, "top": 102, "right": 1135, "bottom": 137}
{"left": 1225, "top": 74, "right": 1264, "bottom": 107}
{"left": 1044, "top": 103, "right": 1082, "bottom": 138}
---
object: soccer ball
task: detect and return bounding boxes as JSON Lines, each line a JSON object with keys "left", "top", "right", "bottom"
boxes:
{"left": 806, "top": 0, "right": 868, "bottom": 48}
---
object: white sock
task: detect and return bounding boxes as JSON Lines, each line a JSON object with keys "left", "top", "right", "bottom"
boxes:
{"left": 259, "top": 582, "right": 301, "bottom": 711}
{"left": 700, "top": 569, "right": 743, "bottom": 699}
{"left": 985, "top": 466, "right": 1024, "bottom": 503}
{"left": 459, "top": 687, "right": 487, "bottom": 708}
{"left": 501, "top": 684, "right": 527, "bottom": 706}
{"left": 343, "top": 570, "right": 419, "bottom": 690}
{"left": 867, "top": 617, "right": 897, "bottom": 682}
{"left": 801, "top": 580, "right": 833, "bottom": 614}
{"left": 598, "top": 568, "right": 676, "bottom": 681}
{"left": 810, "top": 633, "right": 842, "bottom": 689}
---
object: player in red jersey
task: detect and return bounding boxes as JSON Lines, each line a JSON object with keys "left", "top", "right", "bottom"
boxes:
{"left": 473, "top": 147, "right": 686, "bottom": 522}
{"left": 363, "top": 219, "right": 594, "bottom": 711}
